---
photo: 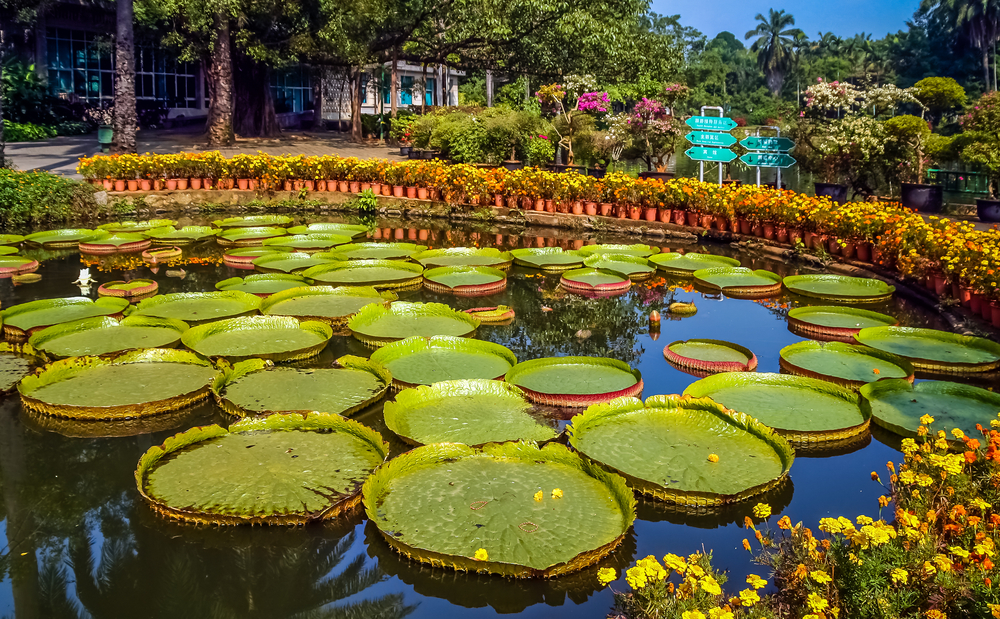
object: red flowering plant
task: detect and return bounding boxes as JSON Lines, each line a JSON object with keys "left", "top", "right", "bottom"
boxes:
{"left": 536, "top": 75, "right": 610, "bottom": 165}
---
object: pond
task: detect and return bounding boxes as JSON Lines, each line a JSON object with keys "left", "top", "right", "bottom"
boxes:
{"left": 0, "top": 213, "right": 983, "bottom": 618}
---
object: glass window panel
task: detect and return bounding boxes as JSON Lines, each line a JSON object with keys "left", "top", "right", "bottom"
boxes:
{"left": 73, "top": 71, "right": 86, "bottom": 96}
{"left": 101, "top": 71, "right": 113, "bottom": 98}
{"left": 166, "top": 75, "right": 175, "bottom": 100}
{"left": 58, "top": 40, "right": 71, "bottom": 71}
{"left": 73, "top": 41, "right": 86, "bottom": 68}
{"left": 143, "top": 74, "right": 154, "bottom": 98}
{"left": 187, "top": 76, "right": 196, "bottom": 103}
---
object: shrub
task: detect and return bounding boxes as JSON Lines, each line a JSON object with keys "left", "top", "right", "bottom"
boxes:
{"left": 913, "top": 77, "right": 967, "bottom": 117}
{"left": 3, "top": 120, "right": 57, "bottom": 142}
{"left": 0, "top": 170, "right": 103, "bottom": 225}
{"left": 525, "top": 135, "right": 555, "bottom": 166}
{"left": 55, "top": 121, "right": 92, "bottom": 136}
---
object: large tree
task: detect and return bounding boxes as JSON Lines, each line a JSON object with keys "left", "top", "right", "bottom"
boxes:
{"left": 112, "top": 0, "right": 137, "bottom": 153}
{"left": 923, "top": 0, "right": 1000, "bottom": 90}
{"left": 745, "top": 8, "right": 803, "bottom": 96}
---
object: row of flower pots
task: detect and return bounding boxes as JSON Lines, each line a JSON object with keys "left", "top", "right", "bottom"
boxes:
{"left": 924, "top": 269, "right": 1000, "bottom": 327}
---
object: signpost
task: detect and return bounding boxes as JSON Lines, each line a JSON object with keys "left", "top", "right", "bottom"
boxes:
{"left": 739, "top": 137, "right": 794, "bottom": 152}
{"left": 739, "top": 153, "right": 796, "bottom": 168}
{"left": 686, "top": 132, "right": 738, "bottom": 148}
{"left": 685, "top": 116, "right": 738, "bottom": 132}
{"left": 684, "top": 107, "right": 735, "bottom": 185}
{"left": 741, "top": 126, "right": 796, "bottom": 188}
{"left": 686, "top": 147, "right": 737, "bottom": 163}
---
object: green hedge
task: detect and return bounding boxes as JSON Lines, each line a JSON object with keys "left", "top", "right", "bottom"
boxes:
{"left": 0, "top": 169, "right": 104, "bottom": 225}
{"left": 3, "top": 120, "right": 57, "bottom": 142}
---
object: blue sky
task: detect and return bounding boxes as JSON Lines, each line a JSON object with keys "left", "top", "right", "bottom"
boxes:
{"left": 655, "top": 0, "right": 919, "bottom": 39}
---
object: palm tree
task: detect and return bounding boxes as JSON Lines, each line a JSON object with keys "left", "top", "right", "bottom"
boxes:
{"left": 745, "top": 9, "right": 805, "bottom": 96}
{"left": 923, "top": 0, "right": 1000, "bottom": 90}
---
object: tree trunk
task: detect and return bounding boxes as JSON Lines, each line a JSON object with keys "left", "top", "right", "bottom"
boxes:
{"left": 312, "top": 66, "right": 325, "bottom": 131}
{"left": 206, "top": 13, "right": 234, "bottom": 146}
{"left": 985, "top": 47, "right": 992, "bottom": 92}
{"left": 350, "top": 68, "right": 362, "bottom": 142}
{"left": 233, "top": 51, "right": 280, "bottom": 137}
{"left": 112, "top": 0, "right": 137, "bottom": 154}
{"left": 390, "top": 48, "right": 398, "bottom": 118}
{"left": 1, "top": 43, "right": 6, "bottom": 167}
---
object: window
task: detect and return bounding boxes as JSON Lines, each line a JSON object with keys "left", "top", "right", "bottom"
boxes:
{"left": 400, "top": 75, "right": 413, "bottom": 105}
{"left": 425, "top": 77, "right": 436, "bottom": 106}
{"left": 271, "top": 66, "right": 313, "bottom": 113}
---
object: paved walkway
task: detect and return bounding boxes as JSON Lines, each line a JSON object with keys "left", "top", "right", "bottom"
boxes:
{"left": 4, "top": 128, "right": 404, "bottom": 178}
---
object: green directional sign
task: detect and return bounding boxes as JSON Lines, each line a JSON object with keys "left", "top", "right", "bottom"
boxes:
{"left": 739, "top": 136, "right": 795, "bottom": 152}
{"left": 686, "top": 131, "right": 738, "bottom": 148}
{"left": 686, "top": 147, "right": 737, "bottom": 163}
{"left": 685, "top": 116, "right": 738, "bottom": 132}
{"left": 740, "top": 152, "right": 796, "bottom": 168}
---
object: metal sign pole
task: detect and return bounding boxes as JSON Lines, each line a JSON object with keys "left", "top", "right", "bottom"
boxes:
{"left": 701, "top": 106, "right": 725, "bottom": 187}
{"left": 699, "top": 161, "right": 704, "bottom": 183}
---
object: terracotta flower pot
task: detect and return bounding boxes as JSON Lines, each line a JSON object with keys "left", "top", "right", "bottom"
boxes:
{"left": 535, "top": 199, "right": 545, "bottom": 212}
{"left": 359, "top": 182, "right": 371, "bottom": 193}
{"left": 394, "top": 229, "right": 405, "bottom": 240}
{"left": 292, "top": 180, "right": 304, "bottom": 190}
{"left": 408, "top": 187, "right": 418, "bottom": 199}
{"left": 600, "top": 203, "right": 613, "bottom": 216}
{"left": 644, "top": 207, "right": 657, "bottom": 221}
{"left": 419, "top": 229, "right": 429, "bottom": 241}
{"left": 585, "top": 202, "right": 598, "bottom": 216}
{"left": 803, "top": 231, "right": 816, "bottom": 248}
{"left": 573, "top": 201, "right": 585, "bottom": 215}
{"left": 630, "top": 206, "right": 642, "bottom": 220}
{"left": 189, "top": 178, "right": 202, "bottom": 190}
{"left": 102, "top": 179, "right": 114, "bottom": 190}
{"left": 659, "top": 208, "right": 671, "bottom": 223}
{"left": 316, "top": 180, "right": 327, "bottom": 192}
{"left": 350, "top": 182, "right": 361, "bottom": 193}
{"left": 776, "top": 226, "right": 789, "bottom": 243}
{"left": 699, "top": 214, "right": 713, "bottom": 228}
{"left": 339, "top": 181, "right": 349, "bottom": 192}
{"left": 958, "top": 284, "right": 973, "bottom": 307}
{"left": 788, "top": 228, "right": 803, "bottom": 247}
{"left": 763, "top": 223, "right": 776, "bottom": 240}
{"left": 557, "top": 200, "right": 569, "bottom": 214}
{"left": 284, "top": 181, "right": 294, "bottom": 191}
{"left": 714, "top": 216, "right": 729, "bottom": 231}
{"left": 752, "top": 224, "right": 764, "bottom": 237}
{"left": 429, "top": 188, "right": 440, "bottom": 200}
{"left": 408, "top": 228, "right": 418, "bottom": 240}
{"left": 154, "top": 179, "right": 165, "bottom": 190}
{"left": 176, "top": 178, "right": 189, "bottom": 190}
{"left": 304, "top": 180, "right": 315, "bottom": 191}
{"left": 673, "top": 210, "right": 686, "bottom": 226}
{"left": 127, "top": 180, "right": 139, "bottom": 191}
{"left": 382, "top": 184, "right": 392, "bottom": 196}
{"left": 114, "top": 180, "right": 127, "bottom": 192}
{"left": 685, "top": 211, "right": 699, "bottom": 227}
{"left": 544, "top": 199, "right": 555, "bottom": 213}
{"left": 856, "top": 241, "right": 872, "bottom": 263}
{"left": 971, "top": 293, "right": 984, "bottom": 315}
{"left": 139, "top": 179, "right": 152, "bottom": 191}
{"left": 827, "top": 237, "right": 841, "bottom": 255}
{"left": 841, "top": 241, "right": 857, "bottom": 260}
{"left": 389, "top": 185, "right": 402, "bottom": 197}
{"left": 418, "top": 187, "right": 429, "bottom": 200}
{"left": 739, "top": 218, "right": 751, "bottom": 235}
{"left": 237, "top": 179, "right": 250, "bottom": 190}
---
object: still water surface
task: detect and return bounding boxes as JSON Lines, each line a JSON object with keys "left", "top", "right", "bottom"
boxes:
{"left": 0, "top": 213, "right": 978, "bottom": 618}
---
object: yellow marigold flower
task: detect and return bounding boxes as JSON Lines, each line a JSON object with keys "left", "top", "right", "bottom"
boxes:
{"left": 681, "top": 611, "right": 706, "bottom": 619}
{"left": 810, "top": 570, "right": 832, "bottom": 584}
{"left": 933, "top": 554, "right": 952, "bottom": 572}
{"left": 918, "top": 426, "right": 929, "bottom": 437}
{"left": 849, "top": 552, "right": 863, "bottom": 566}
{"left": 857, "top": 515, "right": 874, "bottom": 526}
{"left": 533, "top": 490, "right": 543, "bottom": 502}
{"left": 746, "top": 574, "right": 767, "bottom": 589}
{"left": 687, "top": 563, "right": 705, "bottom": 578}
{"left": 899, "top": 470, "right": 916, "bottom": 484}
{"left": 917, "top": 473, "right": 934, "bottom": 487}
{"left": 934, "top": 437, "right": 949, "bottom": 450}
{"left": 807, "top": 593, "right": 830, "bottom": 613}
{"left": 708, "top": 453, "right": 719, "bottom": 463}
{"left": 625, "top": 566, "right": 648, "bottom": 589}
{"left": 988, "top": 603, "right": 1000, "bottom": 618}
{"left": 972, "top": 497, "right": 993, "bottom": 511}
{"left": 920, "top": 414, "right": 935, "bottom": 426}
{"left": 597, "top": 567, "right": 616, "bottom": 586}
{"left": 891, "top": 568, "right": 908, "bottom": 584}
{"left": 794, "top": 563, "right": 808, "bottom": 580}
{"left": 701, "top": 575, "right": 722, "bottom": 596}
{"left": 949, "top": 546, "right": 971, "bottom": 560}
{"left": 474, "top": 548, "right": 489, "bottom": 561}
{"left": 637, "top": 555, "right": 667, "bottom": 581}
{"left": 819, "top": 517, "right": 843, "bottom": 534}
{"left": 708, "top": 609, "right": 734, "bottom": 619}
{"left": 551, "top": 488, "right": 563, "bottom": 499}
{"left": 752, "top": 503, "right": 771, "bottom": 519}
{"left": 925, "top": 611, "right": 947, "bottom": 619}
{"left": 878, "top": 495, "right": 891, "bottom": 508}
{"left": 663, "top": 553, "right": 687, "bottom": 572}
{"left": 738, "top": 588, "right": 760, "bottom": 607}
{"left": 951, "top": 428, "right": 966, "bottom": 439}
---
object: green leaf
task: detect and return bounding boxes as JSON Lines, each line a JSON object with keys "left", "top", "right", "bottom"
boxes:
{"left": 2, "top": 297, "right": 130, "bottom": 331}
{"left": 28, "top": 315, "right": 189, "bottom": 358}
{"left": 251, "top": 252, "right": 337, "bottom": 273}
{"left": 779, "top": 341, "right": 913, "bottom": 387}
{"left": 215, "top": 273, "right": 310, "bottom": 295}
{"left": 334, "top": 242, "right": 428, "bottom": 260}
{"left": 370, "top": 335, "right": 516, "bottom": 386}
{"left": 854, "top": 327, "right": 1000, "bottom": 372}
{"left": 213, "top": 215, "right": 294, "bottom": 228}
{"left": 261, "top": 233, "right": 352, "bottom": 251}
{"left": 509, "top": 248, "right": 585, "bottom": 271}
{"left": 349, "top": 302, "right": 479, "bottom": 346}
{"left": 181, "top": 315, "right": 332, "bottom": 362}
{"left": 302, "top": 259, "right": 423, "bottom": 288}
{"left": 576, "top": 244, "right": 660, "bottom": 258}
{"left": 412, "top": 247, "right": 513, "bottom": 269}
{"left": 861, "top": 380, "right": 1000, "bottom": 440}
{"left": 693, "top": 267, "right": 781, "bottom": 291}
{"left": 648, "top": 252, "right": 741, "bottom": 275}
{"left": 134, "top": 291, "right": 261, "bottom": 323}
{"left": 783, "top": 274, "right": 895, "bottom": 303}
{"left": 788, "top": 306, "right": 897, "bottom": 330}
{"left": 505, "top": 356, "right": 640, "bottom": 396}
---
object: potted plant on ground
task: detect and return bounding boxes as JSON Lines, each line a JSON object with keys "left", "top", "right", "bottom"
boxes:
{"left": 959, "top": 91, "right": 1000, "bottom": 223}
{"left": 885, "top": 114, "right": 943, "bottom": 213}
{"left": 536, "top": 75, "right": 608, "bottom": 169}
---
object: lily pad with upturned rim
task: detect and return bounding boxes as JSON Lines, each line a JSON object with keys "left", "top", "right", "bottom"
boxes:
{"left": 384, "top": 379, "right": 556, "bottom": 446}
{"left": 370, "top": 336, "right": 517, "bottom": 388}
{"left": 648, "top": 252, "right": 741, "bottom": 276}
{"left": 18, "top": 348, "right": 219, "bottom": 420}
{"left": 854, "top": 326, "right": 1000, "bottom": 373}
{"left": 683, "top": 372, "right": 867, "bottom": 444}
{"left": 509, "top": 248, "right": 586, "bottom": 272}
{"left": 693, "top": 267, "right": 782, "bottom": 298}
{"left": 0, "top": 246, "right": 18, "bottom": 256}
{"left": 787, "top": 306, "right": 898, "bottom": 341}
{"left": 783, "top": 274, "right": 895, "bottom": 303}
{"left": 97, "top": 279, "right": 158, "bottom": 299}
{"left": 302, "top": 260, "right": 424, "bottom": 290}
{"left": 222, "top": 246, "right": 291, "bottom": 267}
{"left": 333, "top": 242, "right": 428, "bottom": 260}
{"left": 24, "top": 229, "right": 103, "bottom": 248}
{"left": 261, "top": 234, "right": 352, "bottom": 252}
{"left": 0, "top": 234, "right": 25, "bottom": 246}
{"left": 348, "top": 302, "right": 479, "bottom": 348}
{"left": 133, "top": 291, "right": 261, "bottom": 324}
{"left": 215, "top": 273, "right": 310, "bottom": 297}
{"left": 860, "top": 379, "right": 1000, "bottom": 441}
{"left": 141, "top": 247, "right": 183, "bottom": 263}
{"left": 464, "top": 306, "right": 515, "bottom": 324}
{"left": 362, "top": 441, "right": 636, "bottom": 578}
{"left": 583, "top": 254, "right": 656, "bottom": 281}
{"left": 216, "top": 227, "right": 288, "bottom": 247}
{"left": 576, "top": 244, "right": 660, "bottom": 258}
{"left": 559, "top": 268, "right": 631, "bottom": 295}
{"left": 252, "top": 252, "right": 336, "bottom": 274}
{"left": 181, "top": 315, "right": 332, "bottom": 362}
{"left": 423, "top": 266, "right": 508, "bottom": 296}
{"left": 259, "top": 285, "right": 395, "bottom": 326}
{"left": 664, "top": 339, "right": 758, "bottom": 374}
{"left": 0, "top": 256, "right": 40, "bottom": 277}
{"left": 143, "top": 226, "right": 219, "bottom": 245}
{"left": 412, "top": 247, "right": 513, "bottom": 270}
{"left": 286, "top": 223, "right": 369, "bottom": 239}
{"left": 79, "top": 233, "right": 151, "bottom": 254}
{"left": 136, "top": 412, "right": 388, "bottom": 525}
{"left": 213, "top": 215, "right": 294, "bottom": 228}
{"left": 1, "top": 297, "right": 130, "bottom": 339}
{"left": 505, "top": 356, "right": 642, "bottom": 407}
{"left": 28, "top": 315, "right": 189, "bottom": 358}
{"left": 779, "top": 340, "right": 914, "bottom": 389}
{"left": 211, "top": 356, "right": 390, "bottom": 418}
{"left": 567, "top": 395, "right": 794, "bottom": 506}
{"left": 99, "top": 219, "right": 176, "bottom": 232}
{"left": 0, "top": 342, "right": 46, "bottom": 394}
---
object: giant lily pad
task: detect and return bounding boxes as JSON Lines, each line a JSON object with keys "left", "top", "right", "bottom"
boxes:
{"left": 0, "top": 246, "right": 18, "bottom": 256}
{"left": 423, "top": 266, "right": 507, "bottom": 296}
{"left": 779, "top": 341, "right": 914, "bottom": 389}
{"left": 261, "top": 234, "right": 352, "bottom": 252}
{"left": 787, "top": 306, "right": 898, "bottom": 342}
{"left": 362, "top": 441, "right": 635, "bottom": 578}
{"left": 567, "top": 395, "right": 794, "bottom": 505}
{"left": 222, "top": 246, "right": 291, "bottom": 268}
{"left": 97, "top": 279, "right": 158, "bottom": 300}
{"left": 28, "top": 315, "right": 188, "bottom": 358}
{"left": 0, "top": 256, "right": 40, "bottom": 277}
{"left": 693, "top": 267, "right": 782, "bottom": 298}
{"left": 213, "top": 215, "right": 294, "bottom": 228}
{"left": 683, "top": 372, "right": 867, "bottom": 444}
{"left": 509, "top": 248, "right": 586, "bottom": 272}
{"left": 18, "top": 348, "right": 219, "bottom": 419}
{"left": 79, "top": 233, "right": 151, "bottom": 254}
{"left": 215, "top": 273, "right": 309, "bottom": 297}
{"left": 182, "top": 315, "right": 332, "bottom": 362}
{"left": 99, "top": 219, "right": 176, "bottom": 232}
{"left": 134, "top": 291, "right": 261, "bottom": 324}
{"left": 286, "top": 222, "right": 369, "bottom": 238}
{"left": 137, "top": 412, "right": 388, "bottom": 525}
{"left": 854, "top": 326, "right": 1000, "bottom": 373}
{"left": 370, "top": 336, "right": 517, "bottom": 388}
{"left": 560, "top": 268, "right": 630, "bottom": 296}
{"left": 583, "top": 254, "right": 656, "bottom": 282}
{"left": 413, "top": 247, "right": 513, "bottom": 270}
{"left": 260, "top": 285, "right": 394, "bottom": 326}
{"left": 348, "top": 302, "right": 479, "bottom": 347}
{"left": 2, "top": 297, "right": 130, "bottom": 340}
{"left": 576, "top": 244, "right": 660, "bottom": 258}
{"left": 302, "top": 260, "right": 424, "bottom": 290}
{"left": 333, "top": 242, "right": 428, "bottom": 260}
{"left": 664, "top": 339, "right": 758, "bottom": 374}
{"left": 860, "top": 380, "right": 1000, "bottom": 441}
{"left": 648, "top": 252, "right": 741, "bottom": 276}
{"left": 24, "top": 229, "right": 103, "bottom": 248}
{"left": 211, "top": 356, "right": 390, "bottom": 417}
{"left": 252, "top": 252, "right": 336, "bottom": 274}
{"left": 144, "top": 226, "right": 219, "bottom": 245}
{"left": 0, "top": 342, "right": 45, "bottom": 394}
{"left": 505, "top": 356, "right": 642, "bottom": 407}
{"left": 384, "top": 380, "right": 556, "bottom": 446}
{"left": 0, "top": 234, "right": 25, "bottom": 246}
{"left": 783, "top": 275, "right": 895, "bottom": 303}
{"left": 216, "top": 227, "right": 287, "bottom": 247}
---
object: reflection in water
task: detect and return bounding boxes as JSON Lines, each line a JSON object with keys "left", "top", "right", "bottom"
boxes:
{"left": 635, "top": 478, "right": 794, "bottom": 528}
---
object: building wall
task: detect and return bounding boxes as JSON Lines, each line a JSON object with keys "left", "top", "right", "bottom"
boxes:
{"left": 320, "top": 62, "right": 463, "bottom": 121}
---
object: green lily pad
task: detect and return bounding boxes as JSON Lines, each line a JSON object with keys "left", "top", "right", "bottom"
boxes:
{"left": 0, "top": 234, "right": 25, "bottom": 246}
{"left": 412, "top": 247, "right": 513, "bottom": 270}
{"left": 2, "top": 297, "right": 130, "bottom": 337}
{"left": 683, "top": 372, "right": 867, "bottom": 442}
{"left": 333, "top": 242, "right": 428, "bottom": 260}
{"left": 783, "top": 275, "right": 895, "bottom": 303}
{"left": 252, "top": 252, "right": 336, "bottom": 273}
{"left": 182, "top": 315, "right": 332, "bottom": 362}
{"left": 583, "top": 254, "right": 656, "bottom": 281}
{"left": 28, "top": 316, "right": 189, "bottom": 358}
{"left": 144, "top": 226, "right": 219, "bottom": 244}
{"left": 137, "top": 412, "right": 388, "bottom": 524}
{"left": 509, "top": 248, "right": 586, "bottom": 272}
{"left": 18, "top": 349, "right": 219, "bottom": 419}
{"left": 216, "top": 227, "right": 288, "bottom": 246}
{"left": 215, "top": 273, "right": 310, "bottom": 297}
{"left": 384, "top": 380, "right": 557, "bottom": 446}
{"left": 576, "top": 244, "right": 660, "bottom": 258}
{"left": 560, "top": 268, "right": 630, "bottom": 294}
{"left": 779, "top": 341, "right": 914, "bottom": 388}
{"left": 259, "top": 285, "right": 393, "bottom": 325}
{"left": 362, "top": 441, "right": 636, "bottom": 577}
{"left": 505, "top": 356, "right": 642, "bottom": 407}
{"left": 664, "top": 339, "right": 758, "bottom": 374}
{"left": 211, "top": 356, "right": 390, "bottom": 417}
{"left": 79, "top": 233, "right": 151, "bottom": 253}
{"left": 860, "top": 380, "right": 1000, "bottom": 440}
{"left": 348, "top": 302, "right": 479, "bottom": 347}
{"left": 286, "top": 223, "right": 369, "bottom": 238}
{"left": 0, "top": 256, "right": 40, "bottom": 276}
{"left": 423, "top": 266, "right": 507, "bottom": 295}
{"left": 222, "top": 246, "right": 291, "bottom": 266}
{"left": 97, "top": 279, "right": 158, "bottom": 299}
{"left": 0, "top": 342, "right": 45, "bottom": 394}
{"left": 854, "top": 326, "right": 1000, "bottom": 373}
{"left": 99, "top": 219, "right": 176, "bottom": 232}
{"left": 648, "top": 252, "right": 741, "bottom": 276}
{"left": 787, "top": 306, "right": 898, "bottom": 340}
{"left": 24, "top": 228, "right": 103, "bottom": 248}
{"left": 301, "top": 259, "right": 424, "bottom": 289}
{"left": 567, "top": 395, "right": 794, "bottom": 505}
{"left": 370, "top": 336, "right": 517, "bottom": 388}
{"left": 134, "top": 291, "right": 261, "bottom": 324}
{"left": 693, "top": 267, "right": 782, "bottom": 296}
{"left": 261, "top": 234, "right": 352, "bottom": 252}
{"left": 0, "top": 246, "right": 18, "bottom": 256}
{"left": 213, "top": 215, "right": 294, "bottom": 228}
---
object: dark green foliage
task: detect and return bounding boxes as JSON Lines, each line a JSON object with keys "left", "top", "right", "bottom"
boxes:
{"left": 0, "top": 170, "right": 103, "bottom": 226}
